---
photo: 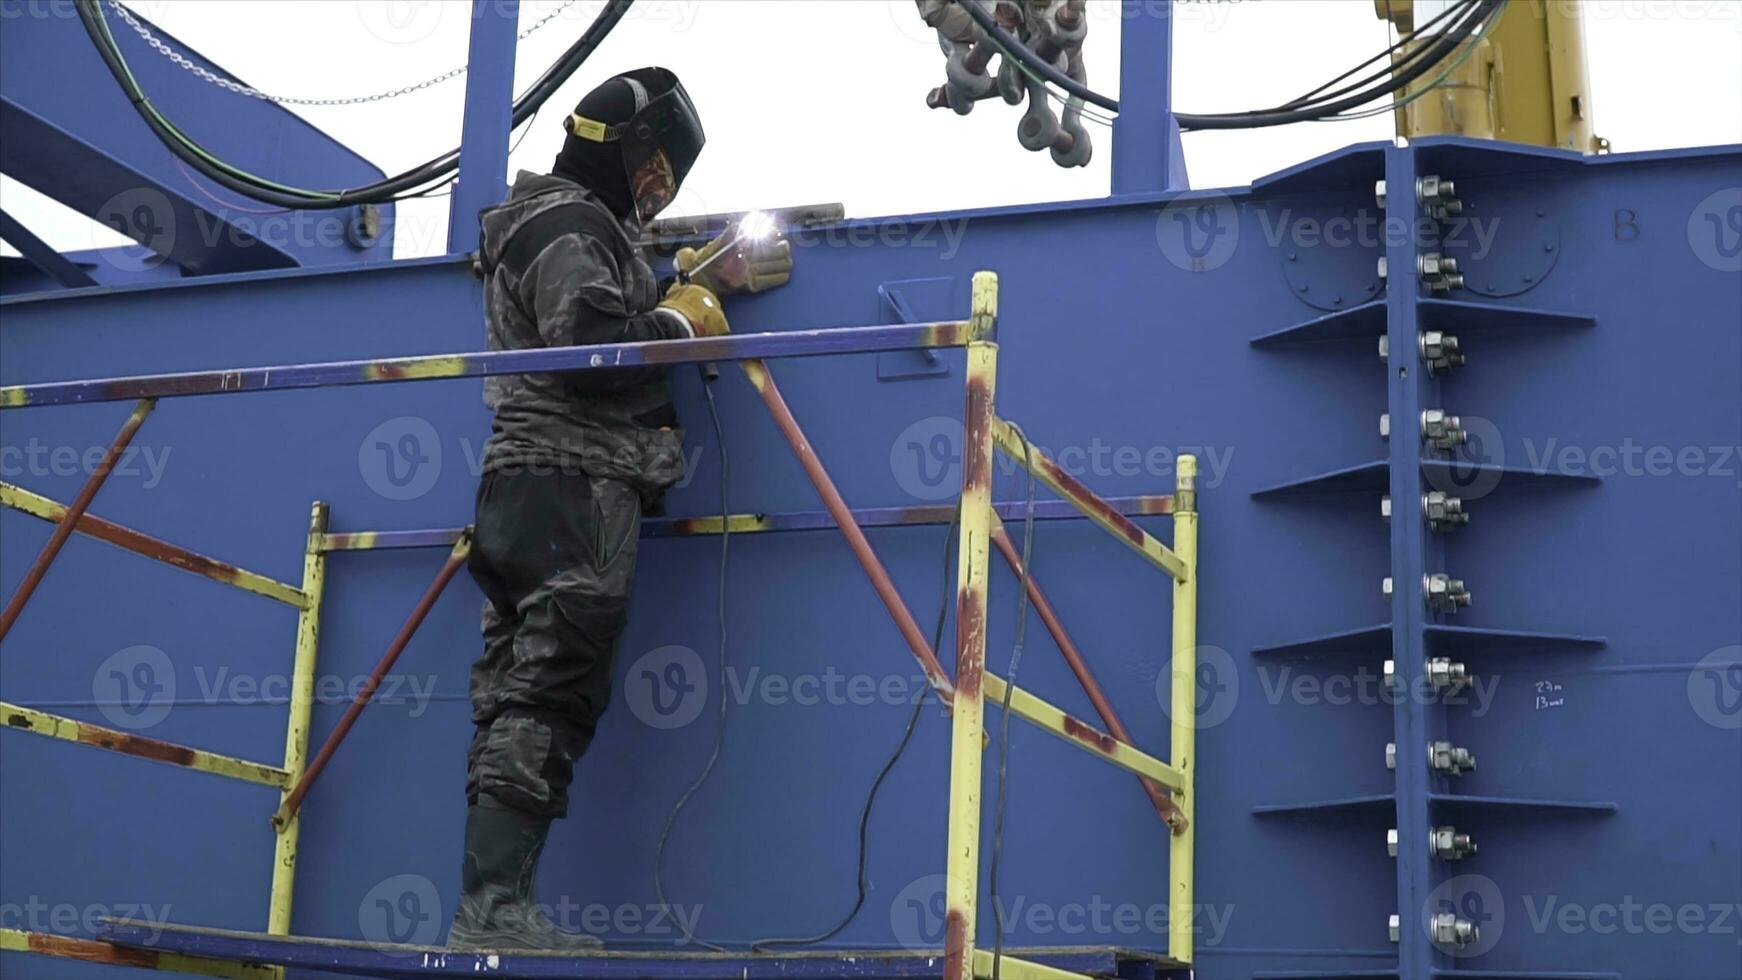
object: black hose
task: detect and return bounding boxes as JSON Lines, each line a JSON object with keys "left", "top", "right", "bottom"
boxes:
{"left": 1280, "top": 0, "right": 1478, "bottom": 110}
{"left": 953, "top": 0, "right": 1503, "bottom": 130}
{"left": 76, "top": 0, "right": 634, "bottom": 209}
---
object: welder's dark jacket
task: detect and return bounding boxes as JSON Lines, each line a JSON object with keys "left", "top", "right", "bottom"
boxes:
{"left": 476, "top": 171, "right": 689, "bottom": 496}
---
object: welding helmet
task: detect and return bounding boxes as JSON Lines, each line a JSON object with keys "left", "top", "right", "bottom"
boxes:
{"left": 563, "top": 67, "right": 704, "bottom": 222}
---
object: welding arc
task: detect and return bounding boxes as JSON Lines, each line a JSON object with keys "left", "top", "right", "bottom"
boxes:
{"left": 954, "top": 0, "right": 1503, "bottom": 130}
{"left": 74, "top": 0, "right": 635, "bottom": 208}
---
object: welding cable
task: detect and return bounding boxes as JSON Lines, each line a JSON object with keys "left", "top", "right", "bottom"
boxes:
{"left": 75, "top": 0, "right": 634, "bottom": 208}
{"left": 1278, "top": 0, "right": 1478, "bottom": 109}
{"left": 651, "top": 373, "right": 734, "bottom": 954}
{"left": 395, "top": 105, "right": 547, "bottom": 202}
{"left": 953, "top": 0, "right": 1503, "bottom": 130}
{"left": 1317, "top": 0, "right": 1507, "bottom": 124}
{"left": 987, "top": 421, "right": 1037, "bottom": 980}
{"left": 749, "top": 507, "right": 958, "bottom": 952}
{"left": 81, "top": 0, "right": 626, "bottom": 205}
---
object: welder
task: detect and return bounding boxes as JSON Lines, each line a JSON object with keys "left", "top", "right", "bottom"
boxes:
{"left": 448, "top": 67, "right": 791, "bottom": 951}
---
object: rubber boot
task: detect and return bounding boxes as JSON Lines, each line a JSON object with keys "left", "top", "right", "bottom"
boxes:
{"left": 447, "top": 800, "right": 603, "bottom": 951}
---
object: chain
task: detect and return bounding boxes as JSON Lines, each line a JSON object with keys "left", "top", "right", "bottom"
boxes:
{"left": 107, "top": 0, "right": 579, "bottom": 107}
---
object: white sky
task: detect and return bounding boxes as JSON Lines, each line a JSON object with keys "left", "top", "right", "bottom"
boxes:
{"left": 3, "top": 0, "right": 1740, "bottom": 261}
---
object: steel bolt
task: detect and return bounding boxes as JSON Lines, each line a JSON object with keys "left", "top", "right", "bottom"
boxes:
{"left": 1423, "top": 491, "right": 1469, "bottom": 532}
{"left": 1389, "top": 915, "right": 1401, "bottom": 943}
{"left": 1430, "top": 825, "right": 1478, "bottom": 861}
{"left": 1429, "top": 740, "right": 1477, "bottom": 776}
{"left": 1427, "top": 655, "right": 1471, "bottom": 692}
{"left": 1419, "top": 330, "right": 1465, "bottom": 374}
{"left": 1424, "top": 573, "right": 1472, "bottom": 614}
{"left": 1420, "top": 409, "right": 1468, "bottom": 451}
{"left": 1431, "top": 912, "right": 1480, "bottom": 947}
{"left": 1387, "top": 828, "right": 1399, "bottom": 857}
{"left": 1417, "top": 252, "right": 1465, "bottom": 293}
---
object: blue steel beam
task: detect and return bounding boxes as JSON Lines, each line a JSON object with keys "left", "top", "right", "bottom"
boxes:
{"left": 446, "top": 1, "right": 518, "bottom": 254}
{"left": 0, "top": 0, "right": 393, "bottom": 277}
{"left": 0, "top": 320, "right": 978, "bottom": 409}
{"left": 1111, "top": 0, "right": 1185, "bottom": 194}
{"left": 314, "top": 495, "right": 1179, "bottom": 551}
{"left": 0, "top": 208, "right": 95, "bottom": 288}
{"left": 1383, "top": 144, "right": 1436, "bottom": 980}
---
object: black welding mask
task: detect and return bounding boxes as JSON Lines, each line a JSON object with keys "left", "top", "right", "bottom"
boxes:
{"left": 562, "top": 67, "right": 704, "bottom": 223}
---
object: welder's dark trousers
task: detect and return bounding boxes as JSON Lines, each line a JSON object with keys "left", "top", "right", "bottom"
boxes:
{"left": 465, "top": 467, "right": 641, "bottom": 819}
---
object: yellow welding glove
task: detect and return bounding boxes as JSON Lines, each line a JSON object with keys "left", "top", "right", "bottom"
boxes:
{"left": 675, "top": 226, "right": 793, "bottom": 296}
{"left": 658, "top": 283, "right": 731, "bottom": 338}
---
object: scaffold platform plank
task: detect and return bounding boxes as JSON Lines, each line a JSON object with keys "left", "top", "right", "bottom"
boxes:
{"left": 94, "top": 921, "right": 1186, "bottom": 980}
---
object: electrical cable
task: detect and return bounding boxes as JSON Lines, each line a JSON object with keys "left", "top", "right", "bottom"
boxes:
{"left": 1317, "top": 1, "right": 1507, "bottom": 124}
{"left": 396, "top": 105, "right": 546, "bottom": 203}
{"left": 651, "top": 372, "right": 734, "bottom": 954}
{"left": 749, "top": 507, "right": 958, "bottom": 952}
{"left": 952, "top": 0, "right": 1505, "bottom": 130}
{"left": 987, "top": 422, "right": 1037, "bottom": 980}
{"left": 1279, "top": 0, "right": 1476, "bottom": 109}
{"left": 76, "top": 0, "right": 634, "bottom": 208}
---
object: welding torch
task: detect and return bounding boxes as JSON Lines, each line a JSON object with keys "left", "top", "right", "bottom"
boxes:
{"left": 677, "top": 210, "right": 776, "bottom": 382}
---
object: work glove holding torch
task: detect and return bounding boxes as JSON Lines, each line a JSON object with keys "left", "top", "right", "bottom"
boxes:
{"left": 674, "top": 211, "right": 793, "bottom": 295}
{"left": 658, "top": 283, "right": 731, "bottom": 337}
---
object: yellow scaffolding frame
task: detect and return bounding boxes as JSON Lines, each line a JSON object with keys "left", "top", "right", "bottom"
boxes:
{"left": 937, "top": 275, "right": 1200, "bottom": 979}
{"left": 0, "top": 490, "right": 331, "bottom": 980}
{"left": 0, "top": 270, "right": 1199, "bottom": 978}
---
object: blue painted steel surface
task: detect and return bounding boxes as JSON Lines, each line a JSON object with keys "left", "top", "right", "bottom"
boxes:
{"left": 445, "top": 1, "right": 518, "bottom": 255}
{"left": 0, "top": 0, "right": 394, "bottom": 284}
{"left": 1, "top": 137, "right": 1738, "bottom": 980}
